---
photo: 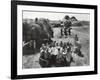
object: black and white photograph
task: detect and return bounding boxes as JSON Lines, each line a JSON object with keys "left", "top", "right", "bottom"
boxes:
{"left": 22, "top": 11, "right": 90, "bottom": 68}
{"left": 11, "top": 1, "right": 97, "bottom": 79}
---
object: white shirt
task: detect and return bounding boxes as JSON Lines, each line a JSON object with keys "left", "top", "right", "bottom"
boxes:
{"left": 51, "top": 47, "right": 58, "bottom": 55}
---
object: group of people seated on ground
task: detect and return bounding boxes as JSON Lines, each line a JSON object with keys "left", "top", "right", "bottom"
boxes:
{"left": 39, "top": 35, "right": 84, "bottom": 68}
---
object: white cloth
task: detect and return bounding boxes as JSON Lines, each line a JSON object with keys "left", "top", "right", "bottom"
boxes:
{"left": 48, "top": 48, "right": 52, "bottom": 53}
{"left": 51, "top": 47, "right": 58, "bottom": 55}
{"left": 63, "top": 52, "right": 66, "bottom": 54}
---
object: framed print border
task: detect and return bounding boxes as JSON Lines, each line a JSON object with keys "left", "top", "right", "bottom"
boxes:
{"left": 11, "top": 1, "right": 98, "bottom": 79}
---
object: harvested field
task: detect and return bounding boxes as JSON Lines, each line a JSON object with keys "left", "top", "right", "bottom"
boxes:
{"left": 23, "top": 25, "right": 90, "bottom": 68}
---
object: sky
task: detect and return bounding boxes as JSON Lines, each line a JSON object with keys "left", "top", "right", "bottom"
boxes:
{"left": 23, "top": 11, "right": 90, "bottom": 21}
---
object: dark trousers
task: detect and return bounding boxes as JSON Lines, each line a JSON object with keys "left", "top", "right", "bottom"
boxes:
{"left": 51, "top": 55, "right": 56, "bottom": 66}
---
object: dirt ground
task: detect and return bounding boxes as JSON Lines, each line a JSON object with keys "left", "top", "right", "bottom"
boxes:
{"left": 22, "top": 26, "right": 89, "bottom": 68}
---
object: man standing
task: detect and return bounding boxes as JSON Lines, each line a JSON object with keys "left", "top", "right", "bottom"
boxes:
{"left": 63, "top": 15, "right": 72, "bottom": 37}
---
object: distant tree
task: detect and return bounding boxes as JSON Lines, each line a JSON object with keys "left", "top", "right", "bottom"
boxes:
{"left": 71, "top": 16, "right": 78, "bottom": 21}
{"left": 35, "top": 17, "right": 38, "bottom": 23}
{"left": 64, "top": 15, "right": 70, "bottom": 20}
